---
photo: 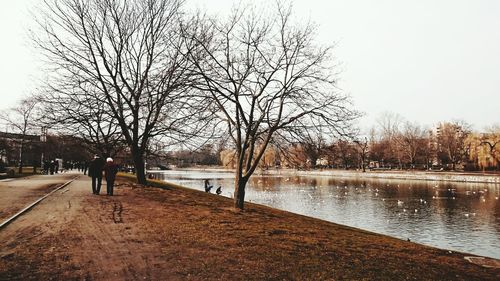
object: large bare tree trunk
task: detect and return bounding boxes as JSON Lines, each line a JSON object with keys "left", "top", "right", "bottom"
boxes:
{"left": 234, "top": 174, "right": 248, "bottom": 209}
{"left": 132, "top": 149, "right": 147, "bottom": 185}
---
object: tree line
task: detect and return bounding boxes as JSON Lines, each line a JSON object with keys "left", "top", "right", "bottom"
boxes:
{"left": 228, "top": 112, "right": 498, "bottom": 172}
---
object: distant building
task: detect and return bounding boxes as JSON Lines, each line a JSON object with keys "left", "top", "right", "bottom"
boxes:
{"left": 0, "top": 131, "right": 42, "bottom": 166}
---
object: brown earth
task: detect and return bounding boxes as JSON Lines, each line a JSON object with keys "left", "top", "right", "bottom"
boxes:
{"left": 0, "top": 174, "right": 498, "bottom": 280}
{"left": 0, "top": 174, "right": 73, "bottom": 222}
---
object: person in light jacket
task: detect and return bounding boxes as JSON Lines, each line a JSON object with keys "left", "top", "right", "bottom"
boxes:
{"left": 103, "top": 157, "right": 118, "bottom": 196}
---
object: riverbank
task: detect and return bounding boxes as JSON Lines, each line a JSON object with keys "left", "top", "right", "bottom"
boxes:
{"left": 167, "top": 167, "right": 500, "bottom": 184}
{"left": 1, "top": 174, "right": 498, "bottom": 280}
{"left": 253, "top": 169, "right": 500, "bottom": 184}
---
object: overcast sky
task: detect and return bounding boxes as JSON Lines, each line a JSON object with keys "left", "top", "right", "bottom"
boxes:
{"left": 1, "top": 0, "right": 499, "bottom": 131}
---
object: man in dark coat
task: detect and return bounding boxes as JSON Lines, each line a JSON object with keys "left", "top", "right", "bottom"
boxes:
{"left": 103, "top": 157, "right": 118, "bottom": 196}
{"left": 88, "top": 155, "right": 105, "bottom": 195}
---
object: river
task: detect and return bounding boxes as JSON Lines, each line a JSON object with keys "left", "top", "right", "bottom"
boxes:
{"left": 149, "top": 169, "right": 500, "bottom": 259}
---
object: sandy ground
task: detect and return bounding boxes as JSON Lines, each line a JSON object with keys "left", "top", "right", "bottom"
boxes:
{"left": 0, "top": 173, "right": 75, "bottom": 222}
{"left": 0, "top": 175, "right": 499, "bottom": 280}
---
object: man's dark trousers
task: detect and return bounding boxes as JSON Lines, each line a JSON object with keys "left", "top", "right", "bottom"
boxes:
{"left": 92, "top": 176, "right": 103, "bottom": 194}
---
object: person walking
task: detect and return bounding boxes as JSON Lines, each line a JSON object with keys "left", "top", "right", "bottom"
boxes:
{"left": 49, "top": 160, "right": 55, "bottom": 175}
{"left": 83, "top": 161, "right": 88, "bottom": 175}
{"left": 103, "top": 157, "right": 118, "bottom": 196}
{"left": 88, "top": 155, "right": 105, "bottom": 195}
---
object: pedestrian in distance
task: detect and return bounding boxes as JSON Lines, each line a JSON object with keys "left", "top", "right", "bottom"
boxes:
{"left": 103, "top": 157, "right": 118, "bottom": 196}
{"left": 49, "top": 160, "right": 55, "bottom": 175}
{"left": 88, "top": 154, "right": 105, "bottom": 195}
{"left": 43, "top": 160, "right": 49, "bottom": 175}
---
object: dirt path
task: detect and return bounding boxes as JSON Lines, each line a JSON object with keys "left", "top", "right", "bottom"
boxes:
{"left": 0, "top": 176, "right": 498, "bottom": 280}
{"left": 0, "top": 177, "right": 179, "bottom": 280}
{"left": 0, "top": 173, "right": 76, "bottom": 222}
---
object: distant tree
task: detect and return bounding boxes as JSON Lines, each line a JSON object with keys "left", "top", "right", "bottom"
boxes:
{"left": 479, "top": 125, "right": 500, "bottom": 170}
{"left": 276, "top": 143, "right": 308, "bottom": 169}
{"left": 287, "top": 127, "right": 327, "bottom": 169}
{"left": 399, "top": 121, "right": 428, "bottom": 168}
{"left": 353, "top": 137, "right": 369, "bottom": 172}
{"left": 38, "top": 85, "right": 126, "bottom": 158}
{"left": 0, "top": 97, "right": 39, "bottom": 173}
{"left": 436, "top": 121, "right": 472, "bottom": 170}
{"left": 44, "top": 134, "right": 92, "bottom": 164}
{"left": 334, "top": 139, "right": 357, "bottom": 169}
{"left": 376, "top": 112, "right": 404, "bottom": 168}
{"left": 220, "top": 149, "right": 237, "bottom": 169}
{"left": 186, "top": 3, "right": 358, "bottom": 208}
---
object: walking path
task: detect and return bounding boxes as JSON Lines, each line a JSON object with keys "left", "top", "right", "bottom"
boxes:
{"left": 0, "top": 173, "right": 75, "bottom": 222}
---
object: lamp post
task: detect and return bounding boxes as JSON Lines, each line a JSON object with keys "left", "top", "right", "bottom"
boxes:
{"left": 40, "top": 126, "right": 47, "bottom": 172}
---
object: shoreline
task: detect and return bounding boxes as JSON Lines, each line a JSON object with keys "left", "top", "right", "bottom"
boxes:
{"left": 261, "top": 169, "right": 500, "bottom": 184}
{"left": 160, "top": 167, "right": 500, "bottom": 184}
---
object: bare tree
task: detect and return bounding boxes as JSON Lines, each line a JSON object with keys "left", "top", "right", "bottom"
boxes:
{"left": 376, "top": 111, "right": 404, "bottom": 168}
{"left": 34, "top": 0, "right": 208, "bottom": 184}
{"left": 286, "top": 127, "right": 327, "bottom": 169}
{"left": 186, "top": 3, "right": 358, "bottom": 208}
{"left": 0, "top": 97, "right": 39, "bottom": 174}
{"left": 436, "top": 121, "right": 472, "bottom": 170}
{"left": 353, "top": 137, "right": 369, "bottom": 172}
{"left": 38, "top": 84, "right": 125, "bottom": 158}
{"left": 399, "top": 121, "right": 428, "bottom": 168}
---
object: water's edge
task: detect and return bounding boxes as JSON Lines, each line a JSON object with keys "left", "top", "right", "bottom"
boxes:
{"left": 180, "top": 168, "right": 500, "bottom": 184}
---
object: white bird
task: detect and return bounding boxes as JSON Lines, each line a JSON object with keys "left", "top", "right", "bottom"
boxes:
{"left": 397, "top": 200, "right": 404, "bottom": 206}
{"left": 464, "top": 213, "right": 470, "bottom": 217}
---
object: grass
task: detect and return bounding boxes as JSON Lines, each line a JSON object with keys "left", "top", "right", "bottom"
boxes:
{"left": 113, "top": 173, "right": 500, "bottom": 280}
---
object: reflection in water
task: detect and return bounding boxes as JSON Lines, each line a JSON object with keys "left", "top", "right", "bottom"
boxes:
{"left": 150, "top": 169, "right": 500, "bottom": 259}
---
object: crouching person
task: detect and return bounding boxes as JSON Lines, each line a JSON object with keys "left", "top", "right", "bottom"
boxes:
{"left": 104, "top": 158, "right": 118, "bottom": 196}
